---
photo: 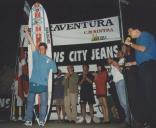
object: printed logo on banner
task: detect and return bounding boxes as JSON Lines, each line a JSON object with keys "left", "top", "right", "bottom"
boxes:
{"left": 53, "top": 42, "right": 120, "bottom": 66}
{"left": 0, "top": 97, "right": 11, "bottom": 120}
{"left": 0, "top": 98, "right": 11, "bottom": 109}
{"left": 51, "top": 16, "right": 121, "bottom": 46}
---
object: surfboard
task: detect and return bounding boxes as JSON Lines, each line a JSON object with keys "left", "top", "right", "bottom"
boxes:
{"left": 28, "top": 2, "right": 52, "bottom": 124}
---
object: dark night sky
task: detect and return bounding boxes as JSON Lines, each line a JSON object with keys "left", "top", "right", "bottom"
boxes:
{"left": 0, "top": 0, "right": 156, "bottom": 67}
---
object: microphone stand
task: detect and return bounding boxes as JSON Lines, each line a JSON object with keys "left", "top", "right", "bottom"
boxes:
{"left": 122, "top": 58, "right": 135, "bottom": 128}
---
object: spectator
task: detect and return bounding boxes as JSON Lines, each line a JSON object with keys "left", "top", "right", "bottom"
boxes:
{"left": 107, "top": 57, "right": 129, "bottom": 125}
{"left": 77, "top": 64, "right": 95, "bottom": 124}
{"left": 53, "top": 69, "right": 65, "bottom": 121}
{"left": 94, "top": 64, "right": 110, "bottom": 123}
{"left": 63, "top": 65, "right": 78, "bottom": 123}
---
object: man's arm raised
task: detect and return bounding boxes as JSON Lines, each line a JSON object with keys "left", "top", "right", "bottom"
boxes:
{"left": 24, "top": 26, "right": 36, "bottom": 52}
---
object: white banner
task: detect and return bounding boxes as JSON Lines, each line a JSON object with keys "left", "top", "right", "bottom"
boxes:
{"left": 51, "top": 16, "right": 121, "bottom": 46}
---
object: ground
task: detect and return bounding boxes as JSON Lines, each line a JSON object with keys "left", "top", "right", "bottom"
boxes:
{"left": 0, "top": 121, "right": 129, "bottom": 128}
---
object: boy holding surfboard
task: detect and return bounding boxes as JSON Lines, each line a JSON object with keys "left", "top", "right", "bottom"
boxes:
{"left": 23, "top": 27, "right": 57, "bottom": 127}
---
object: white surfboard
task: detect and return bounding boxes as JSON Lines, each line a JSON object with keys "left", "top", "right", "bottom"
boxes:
{"left": 28, "top": 2, "right": 52, "bottom": 124}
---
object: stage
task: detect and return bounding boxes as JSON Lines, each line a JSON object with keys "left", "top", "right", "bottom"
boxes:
{"left": 0, "top": 121, "right": 129, "bottom": 128}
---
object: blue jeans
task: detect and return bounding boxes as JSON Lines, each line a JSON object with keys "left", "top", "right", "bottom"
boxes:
{"left": 24, "top": 91, "right": 48, "bottom": 122}
{"left": 115, "top": 79, "right": 129, "bottom": 123}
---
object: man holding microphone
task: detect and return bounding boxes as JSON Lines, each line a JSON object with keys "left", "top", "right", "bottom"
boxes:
{"left": 124, "top": 27, "right": 156, "bottom": 128}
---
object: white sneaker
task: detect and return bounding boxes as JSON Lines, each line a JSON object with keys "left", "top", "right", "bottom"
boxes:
{"left": 93, "top": 116, "right": 101, "bottom": 124}
{"left": 39, "top": 121, "right": 45, "bottom": 127}
{"left": 85, "top": 114, "right": 91, "bottom": 124}
{"left": 24, "top": 121, "right": 32, "bottom": 127}
{"left": 76, "top": 116, "right": 84, "bottom": 124}
{"left": 18, "top": 116, "right": 22, "bottom": 121}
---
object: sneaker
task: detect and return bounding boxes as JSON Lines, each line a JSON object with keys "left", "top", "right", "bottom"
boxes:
{"left": 76, "top": 116, "right": 84, "bottom": 124}
{"left": 18, "top": 116, "right": 23, "bottom": 121}
{"left": 143, "top": 122, "right": 151, "bottom": 128}
{"left": 93, "top": 116, "right": 101, "bottom": 124}
{"left": 39, "top": 121, "right": 45, "bottom": 127}
{"left": 24, "top": 121, "right": 32, "bottom": 127}
{"left": 85, "top": 114, "right": 91, "bottom": 124}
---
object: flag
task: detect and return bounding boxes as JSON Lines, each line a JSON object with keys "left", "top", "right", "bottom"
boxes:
{"left": 120, "top": 0, "right": 129, "bottom": 5}
{"left": 15, "top": 0, "right": 30, "bottom": 102}
{"left": 24, "top": 0, "right": 30, "bottom": 17}
{"left": 23, "top": 0, "right": 30, "bottom": 23}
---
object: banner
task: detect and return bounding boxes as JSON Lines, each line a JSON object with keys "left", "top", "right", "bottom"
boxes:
{"left": 51, "top": 16, "right": 121, "bottom": 46}
{"left": 53, "top": 41, "right": 120, "bottom": 66}
{"left": 0, "top": 65, "right": 13, "bottom": 120}
{"left": 50, "top": 16, "right": 121, "bottom": 67}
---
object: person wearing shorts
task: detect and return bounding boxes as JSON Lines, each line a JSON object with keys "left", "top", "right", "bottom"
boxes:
{"left": 78, "top": 64, "right": 95, "bottom": 123}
